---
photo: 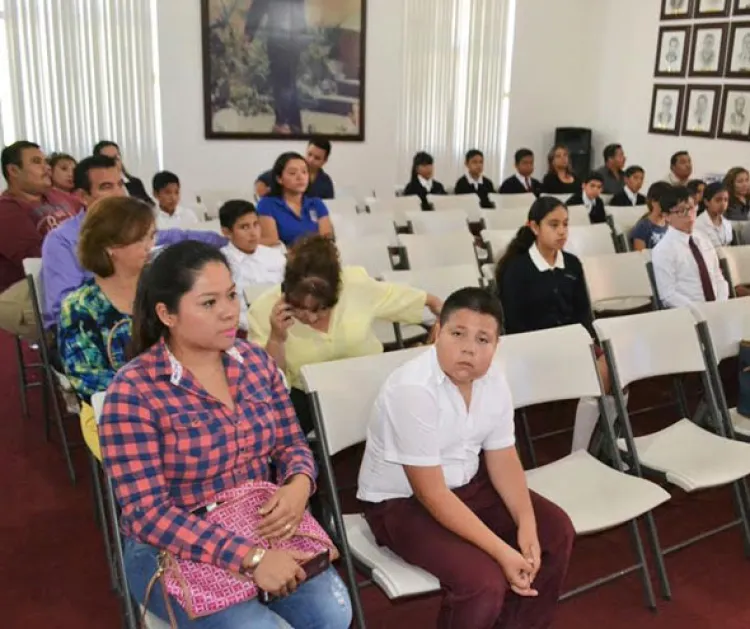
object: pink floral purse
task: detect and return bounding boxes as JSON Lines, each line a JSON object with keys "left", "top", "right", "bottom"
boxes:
{"left": 142, "top": 480, "right": 338, "bottom": 627}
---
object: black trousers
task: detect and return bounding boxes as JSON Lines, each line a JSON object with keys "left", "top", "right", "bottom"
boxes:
{"left": 289, "top": 386, "right": 315, "bottom": 436}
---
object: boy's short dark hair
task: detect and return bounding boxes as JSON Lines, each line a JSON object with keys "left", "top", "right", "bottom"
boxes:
{"left": 152, "top": 171, "right": 180, "bottom": 193}
{"left": 687, "top": 179, "right": 705, "bottom": 196}
{"left": 624, "top": 165, "right": 644, "bottom": 178}
{"left": 660, "top": 185, "right": 690, "bottom": 214}
{"left": 583, "top": 171, "right": 604, "bottom": 185}
{"left": 1, "top": 140, "right": 40, "bottom": 180}
{"left": 219, "top": 199, "right": 257, "bottom": 230}
{"left": 670, "top": 150, "right": 689, "bottom": 167}
{"left": 439, "top": 287, "right": 503, "bottom": 336}
{"left": 646, "top": 181, "right": 673, "bottom": 205}
{"left": 514, "top": 148, "right": 533, "bottom": 165}
{"left": 603, "top": 143, "right": 622, "bottom": 162}
{"left": 465, "top": 149, "right": 484, "bottom": 162}
{"left": 74, "top": 155, "right": 118, "bottom": 193}
{"left": 308, "top": 137, "right": 331, "bottom": 159}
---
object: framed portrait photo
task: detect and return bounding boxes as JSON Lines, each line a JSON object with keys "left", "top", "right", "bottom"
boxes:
{"left": 201, "top": 0, "right": 367, "bottom": 141}
{"left": 655, "top": 25, "right": 691, "bottom": 77}
{"left": 726, "top": 22, "right": 750, "bottom": 77}
{"left": 689, "top": 23, "right": 728, "bottom": 76}
{"left": 649, "top": 84, "right": 686, "bottom": 135}
{"left": 694, "top": 0, "right": 731, "bottom": 17}
{"left": 718, "top": 86, "right": 750, "bottom": 140}
{"left": 734, "top": 0, "right": 750, "bottom": 16}
{"left": 681, "top": 85, "right": 721, "bottom": 137}
{"left": 661, "top": 0, "right": 694, "bottom": 19}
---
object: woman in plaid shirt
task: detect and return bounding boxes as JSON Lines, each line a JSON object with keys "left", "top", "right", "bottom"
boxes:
{"left": 99, "top": 241, "right": 352, "bottom": 628}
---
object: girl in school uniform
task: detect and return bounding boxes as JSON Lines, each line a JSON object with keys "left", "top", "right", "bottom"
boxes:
{"left": 541, "top": 144, "right": 579, "bottom": 195}
{"left": 494, "top": 196, "right": 613, "bottom": 452}
{"left": 402, "top": 152, "right": 447, "bottom": 203}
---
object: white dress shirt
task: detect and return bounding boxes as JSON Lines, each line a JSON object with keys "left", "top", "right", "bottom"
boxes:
{"left": 694, "top": 211, "right": 733, "bottom": 249}
{"left": 651, "top": 226, "right": 729, "bottom": 308}
{"left": 466, "top": 173, "right": 484, "bottom": 189}
{"left": 155, "top": 205, "right": 200, "bottom": 229}
{"left": 222, "top": 242, "right": 286, "bottom": 329}
{"left": 516, "top": 173, "right": 533, "bottom": 191}
{"left": 417, "top": 175, "right": 434, "bottom": 192}
{"left": 529, "top": 241, "right": 565, "bottom": 271}
{"left": 357, "top": 347, "right": 516, "bottom": 503}
{"left": 624, "top": 187, "right": 639, "bottom": 206}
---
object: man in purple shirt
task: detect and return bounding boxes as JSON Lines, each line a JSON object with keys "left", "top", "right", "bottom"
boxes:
{"left": 41, "top": 155, "right": 227, "bottom": 328}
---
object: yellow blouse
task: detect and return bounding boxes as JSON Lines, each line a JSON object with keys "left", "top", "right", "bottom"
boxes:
{"left": 247, "top": 266, "right": 427, "bottom": 389}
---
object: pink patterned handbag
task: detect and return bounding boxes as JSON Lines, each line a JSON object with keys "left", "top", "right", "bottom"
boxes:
{"left": 142, "top": 480, "right": 338, "bottom": 627}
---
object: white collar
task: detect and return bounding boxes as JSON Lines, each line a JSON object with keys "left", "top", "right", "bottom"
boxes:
{"left": 516, "top": 173, "right": 531, "bottom": 186}
{"left": 529, "top": 242, "right": 565, "bottom": 271}
{"left": 666, "top": 225, "right": 692, "bottom": 244}
{"left": 224, "top": 241, "right": 263, "bottom": 261}
{"left": 466, "top": 172, "right": 484, "bottom": 186}
{"left": 624, "top": 187, "right": 638, "bottom": 204}
{"left": 166, "top": 345, "right": 244, "bottom": 386}
{"left": 582, "top": 192, "right": 593, "bottom": 206}
{"left": 418, "top": 175, "right": 433, "bottom": 190}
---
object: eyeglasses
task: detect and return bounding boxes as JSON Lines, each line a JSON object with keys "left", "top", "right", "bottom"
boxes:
{"left": 669, "top": 205, "right": 695, "bottom": 217}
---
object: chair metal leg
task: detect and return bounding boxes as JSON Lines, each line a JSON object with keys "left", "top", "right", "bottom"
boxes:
{"left": 15, "top": 336, "right": 29, "bottom": 419}
{"left": 731, "top": 480, "right": 750, "bottom": 557}
{"left": 643, "top": 510, "right": 672, "bottom": 600}
{"left": 105, "top": 478, "right": 138, "bottom": 629}
{"left": 89, "top": 453, "right": 118, "bottom": 591}
{"left": 627, "top": 518, "right": 657, "bottom": 611}
{"left": 45, "top": 366, "right": 76, "bottom": 484}
{"left": 519, "top": 410, "right": 537, "bottom": 468}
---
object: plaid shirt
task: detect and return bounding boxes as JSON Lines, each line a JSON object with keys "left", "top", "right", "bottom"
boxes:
{"left": 99, "top": 338, "right": 315, "bottom": 573}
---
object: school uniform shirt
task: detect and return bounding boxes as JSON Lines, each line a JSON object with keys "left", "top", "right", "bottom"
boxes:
{"left": 541, "top": 172, "right": 580, "bottom": 195}
{"left": 630, "top": 217, "right": 667, "bottom": 250}
{"left": 651, "top": 226, "right": 729, "bottom": 309}
{"left": 566, "top": 191, "right": 606, "bottom": 224}
{"left": 256, "top": 195, "right": 330, "bottom": 246}
{"left": 594, "top": 166, "right": 625, "bottom": 195}
{"left": 155, "top": 205, "right": 200, "bottom": 230}
{"left": 693, "top": 211, "right": 733, "bottom": 249}
{"left": 306, "top": 169, "right": 335, "bottom": 200}
{"left": 247, "top": 266, "right": 427, "bottom": 390}
{"left": 357, "top": 346, "right": 515, "bottom": 502}
{"left": 726, "top": 199, "right": 750, "bottom": 221}
{"left": 498, "top": 243, "right": 593, "bottom": 337}
{"left": 222, "top": 242, "right": 286, "bottom": 330}
{"left": 498, "top": 174, "right": 542, "bottom": 196}
{"left": 402, "top": 178, "right": 447, "bottom": 197}
{"left": 609, "top": 188, "right": 647, "bottom": 207}
{"left": 454, "top": 174, "right": 495, "bottom": 197}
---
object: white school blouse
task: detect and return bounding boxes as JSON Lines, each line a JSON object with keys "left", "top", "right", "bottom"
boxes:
{"left": 357, "top": 346, "right": 516, "bottom": 503}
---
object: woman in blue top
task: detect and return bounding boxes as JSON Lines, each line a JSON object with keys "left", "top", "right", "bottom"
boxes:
{"left": 257, "top": 152, "right": 333, "bottom": 247}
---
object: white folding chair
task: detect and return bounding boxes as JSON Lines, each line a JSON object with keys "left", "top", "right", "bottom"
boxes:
{"left": 490, "top": 192, "right": 536, "bottom": 209}
{"left": 498, "top": 324, "right": 670, "bottom": 607}
{"left": 719, "top": 244, "right": 750, "bottom": 289}
{"left": 594, "top": 309, "right": 750, "bottom": 566}
{"left": 243, "top": 284, "right": 276, "bottom": 308}
{"left": 197, "top": 189, "right": 253, "bottom": 219}
{"left": 688, "top": 297, "right": 750, "bottom": 440}
{"left": 336, "top": 235, "right": 396, "bottom": 278}
{"left": 540, "top": 192, "right": 572, "bottom": 203}
{"left": 480, "top": 229, "right": 517, "bottom": 263}
{"left": 581, "top": 252, "right": 654, "bottom": 315}
{"left": 405, "top": 209, "right": 470, "bottom": 235}
{"left": 480, "top": 207, "right": 528, "bottom": 231}
{"left": 331, "top": 212, "right": 399, "bottom": 245}
{"left": 427, "top": 194, "right": 481, "bottom": 219}
{"left": 92, "top": 393, "right": 171, "bottom": 629}
{"left": 398, "top": 232, "right": 478, "bottom": 270}
{"left": 324, "top": 198, "right": 360, "bottom": 217}
{"left": 607, "top": 206, "right": 647, "bottom": 241}
{"left": 601, "top": 193, "right": 613, "bottom": 206}
{"left": 565, "top": 205, "right": 593, "bottom": 226}
{"left": 301, "top": 347, "right": 438, "bottom": 627}
{"left": 565, "top": 224, "right": 617, "bottom": 257}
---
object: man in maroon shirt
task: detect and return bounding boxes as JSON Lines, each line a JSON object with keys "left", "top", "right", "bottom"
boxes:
{"left": 0, "top": 141, "right": 81, "bottom": 336}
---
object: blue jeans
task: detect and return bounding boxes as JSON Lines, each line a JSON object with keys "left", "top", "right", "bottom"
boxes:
{"left": 124, "top": 539, "right": 353, "bottom": 629}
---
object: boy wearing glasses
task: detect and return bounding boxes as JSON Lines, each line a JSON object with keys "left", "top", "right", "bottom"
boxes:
{"left": 652, "top": 186, "right": 728, "bottom": 308}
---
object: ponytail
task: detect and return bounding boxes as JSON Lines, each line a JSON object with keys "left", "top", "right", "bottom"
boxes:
{"left": 128, "top": 266, "right": 168, "bottom": 358}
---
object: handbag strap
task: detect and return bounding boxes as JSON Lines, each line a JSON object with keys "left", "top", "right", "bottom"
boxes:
{"left": 141, "top": 552, "right": 178, "bottom": 629}
{"left": 106, "top": 317, "right": 130, "bottom": 368}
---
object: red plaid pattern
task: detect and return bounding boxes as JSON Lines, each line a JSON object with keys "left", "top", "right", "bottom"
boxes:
{"left": 99, "top": 338, "right": 316, "bottom": 573}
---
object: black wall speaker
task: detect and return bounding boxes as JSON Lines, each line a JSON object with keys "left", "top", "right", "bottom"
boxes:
{"left": 554, "top": 127, "right": 592, "bottom": 180}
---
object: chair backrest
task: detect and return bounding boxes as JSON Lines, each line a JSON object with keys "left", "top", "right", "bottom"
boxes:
{"left": 243, "top": 283, "right": 276, "bottom": 307}
{"left": 399, "top": 232, "right": 477, "bottom": 270}
{"left": 565, "top": 205, "right": 592, "bottom": 226}
{"left": 490, "top": 192, "right": 536, "bottom": 209}
{"left": 369, "top": 195, "right": 422, "bottom": 213}
{"left": 22, "top": 257, "right": 43, "bottom": 308}
{"left": 593, "top": 308, "right": 707, "bottom": 387}
{"left": 481, "top": 229, "right": 518, "bottom": 262}
{"left": 581, "top": 251, "right": 653, "bottom": 304}
{"left": 600, "top": 193, "right": 613, "bottom": 206}
{"left": 331, "top": 212, "right": 398, "bottom": 245}
{"left": 565, "top": 224, "right": 616, "bottom": 257}
{"left": 428, "top": 194, "right": 481, "bottom": 214}
{"left": 406, "top": 209, "right": 470, "bottom": 235}
{"left": 719, "top": 244, "right": 750, "bottom": 287}
{"left": 198, "top": 189, "right": 253, "bottom": 218}
{"left": 688, "top": 297, "right": 750, "bottom": 362}
{"left": 479, "top": 208, "right": 528, "bottom": 231}
{"left": 336, "top": 235, "right": 394, "bottom": 277}
{"left": 381, "top": 264, "right": 481, "bottom": 301}
{"left": 496, "top": 324, "right": 602, "bottom": 408}
{"left": 324, "top": 198, "right": 359, "bottom": 216}
{"left": 301, "top": 347, "right": 429, "bottom": 455}
{"left": 606, "top": 205, "right": 648, "bottom": 237}
{"left": 92, "top": 391, "right": 106, "bottom": 425}
{"left": 540, "top": 192, "right": 572, "bottom": 203}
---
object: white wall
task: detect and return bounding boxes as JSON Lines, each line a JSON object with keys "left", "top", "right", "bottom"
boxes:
{"left": 592, "top": 0, "right": 750, "bottom": 182}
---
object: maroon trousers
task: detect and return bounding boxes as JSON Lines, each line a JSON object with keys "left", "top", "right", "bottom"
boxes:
{"left": 363, "top": 467, "right": 575, "bottom": 629}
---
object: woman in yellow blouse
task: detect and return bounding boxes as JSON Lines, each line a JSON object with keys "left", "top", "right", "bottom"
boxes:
{"left": 247, "top": 235, "right": 442, "bottom": 432}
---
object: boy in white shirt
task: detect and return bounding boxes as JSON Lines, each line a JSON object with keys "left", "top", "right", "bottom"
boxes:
{"left": 152, "top": 171, "right": 199, "bottom": 229}
{"left": 219, "top": 200, "right": 286, "bottom": 330}
{"left": 358, "top": 287, "right": 574, "bottom": 629}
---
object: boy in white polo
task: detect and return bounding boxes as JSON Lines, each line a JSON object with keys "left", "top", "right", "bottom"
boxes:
{"left": 358, "top": 287, "right": 574, "bottom": 629}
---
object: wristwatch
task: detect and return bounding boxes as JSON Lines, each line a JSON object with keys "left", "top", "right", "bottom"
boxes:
{"left": 245, "top": 548, "right": 266, "bottom": 573}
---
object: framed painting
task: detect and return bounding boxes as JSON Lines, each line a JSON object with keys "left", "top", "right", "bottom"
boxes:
{"left": 734, "top": 0, "right": 750, "bottom": 16}
{"left": 694, "top": 0, "right": 731, "bottom": 17}
{"left": 661, "top": 0, "right": 694, "bottom": 19}
{"left": 649, "top": 84, "right": 686, "bottom": 135}
{"left": 726, "top": 21, "right": 750, "bottom": 77}
{"left": 718, "top": 85, "right": 750, "bottom": 140}
{"left": 655, "top": 25, "right": 691, "bottom": 77}
{"left": 688, "top": 22, "right": 729, "bottom": 77}
{"left": 681, "top": 84, "right": 721, "bottom": 137}
{"left": 201, "top": 0, "right": 367, "bottom": 141}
